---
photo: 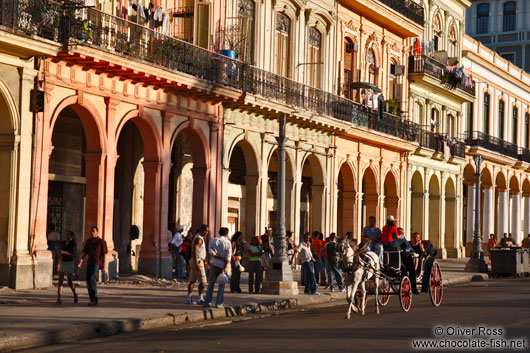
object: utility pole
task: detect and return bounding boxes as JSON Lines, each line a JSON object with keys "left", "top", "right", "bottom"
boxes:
{"left": 262, "top": 114, "right": 299, "bottom": 294}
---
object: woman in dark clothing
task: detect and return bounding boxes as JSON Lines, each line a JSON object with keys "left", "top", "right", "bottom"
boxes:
{"left": 230, "top": 232, "right": 245, "bottom": 293}
{"left": 56, "top": 230, "right": 78, "bottom": 304}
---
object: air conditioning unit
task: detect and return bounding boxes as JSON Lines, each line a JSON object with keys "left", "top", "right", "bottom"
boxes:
{"left": 391, "top": 64, "right": 405, "bottom": 76}
{"left": 346, "top": 43, "right": 359, "bottom": 53}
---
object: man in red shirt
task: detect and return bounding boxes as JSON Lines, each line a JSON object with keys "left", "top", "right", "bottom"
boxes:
{"left": 78, "top": 226, "right": 108, "bottom": 306}
{"left": 382, "top": 216, "right": 414, "bottom": 253}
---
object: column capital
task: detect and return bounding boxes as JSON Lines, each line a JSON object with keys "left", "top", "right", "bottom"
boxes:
{"left": 104, "top": 97, "right": 120, "bottom": 110}
{"left": 142, "top": 160, "right": 162, "bottom": 172}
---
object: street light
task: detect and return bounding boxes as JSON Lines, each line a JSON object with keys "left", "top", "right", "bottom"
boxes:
{"left": 262, "top": 113, "right": 299, "bottom": 295}
{"left": 465, "top": 153, "right": 488, "bottom": 272}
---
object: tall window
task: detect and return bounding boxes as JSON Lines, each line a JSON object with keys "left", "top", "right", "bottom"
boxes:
{"left": 447, "top": 115, "right": 455, "bottom": 138}
{"left": 512, "top": 106, "right": 518, "bottom": 144}
{"left": 308, "top": 27, "right": 322, "bottom": 89}
{"left": 498, "top": 99, "right": 505, "bottom": 139}
{"left": 477, "top": 3, "right": 489, "bottom": 34}
{"left": 503, "top": 1, "right": 516, "bottom": 32}
{"left": 389, "top": 60, "right": 396, "bottom": 100}
{"left": 238, "top": 0, "right": 255, "bottom": 64}
{"left": 344, "top": 38, "right": 358, "bottom": 100}
{"left": 467, "top": 102, "right": 474, "bottom": 139}
{"left": 433, "top": 15, "right": 442, "bottom": 51}
{"left": 448, "top": 25, "right": 457, "bottom": 58}
{"left": 483, "top": 93, "right": 490, "bottom": 134}
{"left": 367, "top": 48, "right": 377, "bottom": 85}
{"left": 275, "top": 12, "right": 291, "bottom": 77}
{"left": 524, "top": 113, "right": 530, "bottom": 149}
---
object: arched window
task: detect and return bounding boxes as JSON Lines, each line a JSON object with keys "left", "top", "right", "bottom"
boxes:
{"left": 433, "top": 14, "right": 442, "bottom": 51}
{"left": 367, "top": 48, "right": 377, "bottom": 85}
{"left": 498, "top": 99, "right": 505, "bottom": 139}
{"left": 512, "top": 106, "right": 518, "bottom": 144}
{"left": 448, "top": 25, "right": 457, "bottom": 58}
{"left": 477, "top": 3, "right": 489, "bottom": 34}
{"left": 503, "top": 1, "right": 516, "bottom": 32}
{"left": 275, "top": 12, "right": 291, "bottom": 77}
{"left": 483, "top": 92, "right": 490, "bottom": 134}
{"left": 524, "top": 113, "right": 530, "bottom": 149}
{"left": 343, "top": 38, "right": 358, "bottom": 100}
{"left": 308, "top": 27, "right": 322, "bottom": 89}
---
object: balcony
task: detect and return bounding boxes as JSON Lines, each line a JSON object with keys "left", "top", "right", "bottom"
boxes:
{"left": 376, "top": 0, "right": 424, "bottom": 26}
{"left": 2, "top": 0, "right": 420, "bottom": 143}
{"left": 419, "top": 129, "right": 465, "bottom": 158}
{"left": 465, "top": 131, "right": 519, "bottom": 159}
{"left": 0, "top": 0, "right": 61, "bottom": 41}
{"left": 409, "top": 55, "right": 476, "bottom": 97}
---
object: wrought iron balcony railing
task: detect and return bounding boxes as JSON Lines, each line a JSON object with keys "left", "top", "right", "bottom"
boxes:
{"left": 409, "top": 55, "right": 476, "bottom": 96}
{"left": 0, "top": 0, "right": 62, "bottom": 41}
{"left": 465, "top": 131, "right": 519, "bottom": 159}
{"left": 1, "top": 1, "right": 420, "bottom": 143}
{"left": 377, "top": 0, "right": 424, "bottom": 26}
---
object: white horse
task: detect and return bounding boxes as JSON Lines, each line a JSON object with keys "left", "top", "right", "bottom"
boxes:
{"left": 342, "top": 243, "right": 381, "bottom": 319}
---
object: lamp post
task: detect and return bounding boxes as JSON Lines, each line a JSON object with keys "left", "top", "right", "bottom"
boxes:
{"left": 263, "top": 114, "right": 299, "bottom": 295}
{"left": 465, "top": 154, "right": 488, "bottom": 272}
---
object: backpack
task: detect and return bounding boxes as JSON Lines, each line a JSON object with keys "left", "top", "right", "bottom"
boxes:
{"left": 178, "top": 239, "right": 192, "bottom": 260}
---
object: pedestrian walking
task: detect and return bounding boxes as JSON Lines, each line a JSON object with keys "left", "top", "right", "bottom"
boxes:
{"left": 204, "top": 227, "right": 232, "bottom": 308}
{"left": 311, "top": 231, "right": 326, "bottom": 286}
{"left": 56, "top": 230, "right": 78, "bottom": 304}
{"left": 325, "top": 233, "right": 344, "bottom": 292}
{"left": 260, "top": 228, "right": 274, "bottom": 279}
{"left": 286, "top": 231, "right": 296, "bottom": 270}
{"left": 290, "top": 233, "right": 319, "bottom": 295}
{"left": 230, "top": 232, "right": 245, "bottom": 293}
{"left": 47, "top": 224, "right": 61, "bottom": 274}
{"left": 170, "top": 224, "right": 186, "bottom": 280}
{"left": 247, "top": 236, "right": 263, "bottom": 293}
{"left": 186, "top": 224, "right": 209, "bottom": 305}
{"left": 78, "top": 226, "right": 108, "bottom": 306}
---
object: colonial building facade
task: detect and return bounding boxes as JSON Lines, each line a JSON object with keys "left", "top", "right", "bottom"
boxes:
{"left": 462, "top": 34, "right": 530, "bottom": 252}
{"left": 7, "top": 0, "right": 530, "bottom": 289}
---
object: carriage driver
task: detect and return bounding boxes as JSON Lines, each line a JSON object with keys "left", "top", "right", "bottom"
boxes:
{"left": 361, "top": 216, "right": 382, "bottom": 262}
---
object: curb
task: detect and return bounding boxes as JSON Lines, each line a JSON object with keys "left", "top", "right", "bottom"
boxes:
{"left": 0, "top": 274, "right": 489, "bottom": 352}
{"left": 0, "top": 292, "right": 346, "bottom": 352}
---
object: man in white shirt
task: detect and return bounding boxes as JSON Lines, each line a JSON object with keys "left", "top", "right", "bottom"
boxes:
{"left": 290, "top": 233, "right": 319, "bottom": 295}
{"left": 203, "top": 227, "right": 232, "bottom": 308}
{"left": 170, "top": 225, "right": 186, "bottom": 280}
{"left": 186, "top": 224, "right": 209, "bottom": 305}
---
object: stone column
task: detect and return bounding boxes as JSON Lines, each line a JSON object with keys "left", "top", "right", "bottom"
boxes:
{"left": 523, "top": 194, "right": 530, "bottom": 238}
{"left": 439, "top": 193, "right": 447, "bottom": 258}
{"left": 497, "top": 189, "right": 509, "bottom": 238}
{"left": 466, "top": 184, "right": 475, "bottom": 244}
{"left": 511, "top": 192, "right": 522, "bottom": 244}
{"left": 422, "top": 190, "right": 430, "bottom": 241}
{"left": 244, "top": 175, "right": 260, "bottom": 239}
{"left": 138, "top": 161, "right": 161, "bottom": 277}
{"left": 483, "top": 186, "right": 495, "bottom": 240}
{"left": 342, "top": 190, "right": 356, "bottom": 235}
{"left": 405, "top": 166, "right": 412, "bottom": 237}
{"left": 311, "top": 184, "right": 325, "bottom": 233}
{"left": 158, "top": 116, "right": 173, "bottom": 279}
{"left": 219, "top": 167, "right": 231, "bottom": 227}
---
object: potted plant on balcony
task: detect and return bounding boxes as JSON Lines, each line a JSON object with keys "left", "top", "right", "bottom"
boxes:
{"left": 384, "top": 99, "right": 399, "bottom": 115}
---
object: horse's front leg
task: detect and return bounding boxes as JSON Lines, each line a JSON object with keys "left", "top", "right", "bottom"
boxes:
{"left": 374, "top": 275, "right": 380, "bottom": 315}
{"left": 360, "top": 281, "right": 367, "bottom": 316}
{"left": 345, "top": 284, "right": 354, "bottom": 319}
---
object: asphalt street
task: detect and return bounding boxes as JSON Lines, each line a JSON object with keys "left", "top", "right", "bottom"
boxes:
{"left": 23, "top": 278, "right": 530, "bottom": 353}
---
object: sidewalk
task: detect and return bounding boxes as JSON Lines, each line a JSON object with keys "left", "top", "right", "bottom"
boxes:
{"left": 0, "top": 258, "right": 489, "bottom": 352}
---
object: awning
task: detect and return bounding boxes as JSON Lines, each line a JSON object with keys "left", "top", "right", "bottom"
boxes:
{"left": 350, "top": 81, "right": 381, "bottom": 93}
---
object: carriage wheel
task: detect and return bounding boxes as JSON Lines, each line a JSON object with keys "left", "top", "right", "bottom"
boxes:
{"left": 354, "top": 289, "right": 366, "bottom": 311}
{"left": 399, "top": 276, "right": 412, "bottom": 312}
{"left": 378, "top": 282, "right": 391, "bottom": 306}
{"left": 429, "top": 262, "right": 443, "bottom": 307}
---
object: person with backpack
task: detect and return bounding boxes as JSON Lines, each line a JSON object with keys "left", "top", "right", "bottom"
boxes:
{"left": 324, "top": 233, "right": 345, "bottom": 292}
{"left": 178, "top": 229, "right": 193, "bottom": 278}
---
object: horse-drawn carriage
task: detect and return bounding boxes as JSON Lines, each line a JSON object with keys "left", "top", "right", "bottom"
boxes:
{"left": 342, "top": 241, "right": 443, "bottom": 318}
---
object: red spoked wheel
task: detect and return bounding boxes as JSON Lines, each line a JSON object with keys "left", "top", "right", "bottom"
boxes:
{"left": 354, "top": 289, "right": 366, "bottom": 312}
{"left": 429, "top": 262, "right": 443, "bottom": 307}
{"left": 399, "top": 276, "right": 412, "bottom": 312}
{"left": 378, "top": 281, "right": 391, "bottom": 306}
